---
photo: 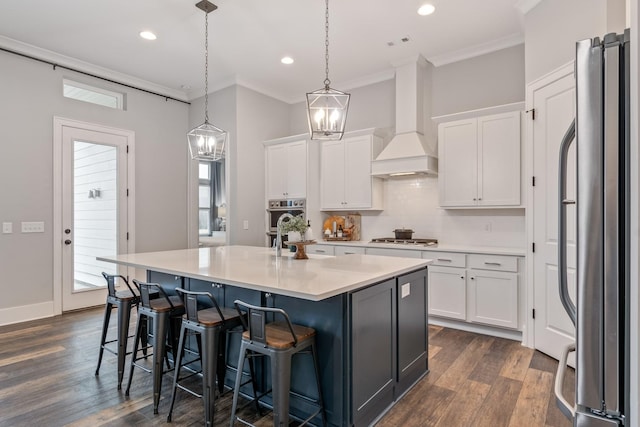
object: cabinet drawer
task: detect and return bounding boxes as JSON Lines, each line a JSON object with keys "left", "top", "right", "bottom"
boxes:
{"left": 365, "top": 247, "right": 422, "bottom": 258}
{"left": 467, "top": 254, "right": 517, "bottom": 272}
{"left": 306, "top": 245, "right": 335, "bottom": 256}
{"left": 335, "top": 246, "right": 365, "bottom": 256}
{"left": 424, "top": 251, "right": 466, "bottom": 268}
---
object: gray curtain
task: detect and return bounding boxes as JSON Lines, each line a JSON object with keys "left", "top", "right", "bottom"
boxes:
{"left": 211, "top": 160, "right": 226, "bottom": 231}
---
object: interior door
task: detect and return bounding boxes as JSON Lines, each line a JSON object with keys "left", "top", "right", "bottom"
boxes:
{"left": 60, "top": 124, "right": 130, "bottom": 311}
{"left": 531, "top": 64, "right": 577, "bottom": 361}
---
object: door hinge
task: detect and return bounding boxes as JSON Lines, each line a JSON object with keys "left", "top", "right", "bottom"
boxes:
{"left": 126, "top": 188, "right": 129, "bottom": 197}
{"left": 532, "top": 242, "right": 536, "bottom": 253}
{"left": 526, "top": 108, "right": 536, "bottom": 120}
{"left": 532, "top": 176, "right": 536, "bottom": 186}
{"left": 532, "top": 309, "right": 536, "bottom": 319}
{"left": 126, "top": 145, "right": 129, "bottom": 153}
{"left": 126, "top": 232, "right": 129, "bottom": 240}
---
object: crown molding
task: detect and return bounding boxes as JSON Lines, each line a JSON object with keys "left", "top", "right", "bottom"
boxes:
{"left": 428, "top": 32, "right": 524, "bottom": 67}
{"left": 515, "top": 0, "right": 543, "bottom": 15}
{"left": 0, "top": 35, "right": 189, "bottom": 102}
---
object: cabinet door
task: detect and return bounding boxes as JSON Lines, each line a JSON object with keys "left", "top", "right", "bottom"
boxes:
{"left": 365, "top": 247, "right": 422, "bottom": 258}
{"left": 320, "top": 140, "right": 346, "bottom": 209}
{"left": 438, "top": 119, "right": 478, "bottom": 206}
{"left": 266, "top": 144, "right": 288, "bottom": 199}
{"left": 334, "top": 246, "right": 365, "bottom": 256}
{"left": 285, "top": 141, "right": 307, "bottom": 198}
{"left": 477, "top": 112, "right": 521, "bottom": 206}
{"left": 468, "top": 269, "right": 518, "bottom": 329}
{"left": 427, "top": 266, "right": 467, "bottom": 320}
{"left": 351, "top": 279, "right": 396, "bottom": 427}
{"left": 344, "top": 136, "right": 372, "bottom": 208}
{"left": 396, "top": 269, "right": 428, "bottom": 396}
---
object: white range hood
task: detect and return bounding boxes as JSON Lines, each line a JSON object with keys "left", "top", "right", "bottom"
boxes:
{"left": 371, "top": 56, "right": 438, "bottom": 177}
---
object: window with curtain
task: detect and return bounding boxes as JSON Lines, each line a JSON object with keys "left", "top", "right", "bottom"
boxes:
{"left": 198, "top": 161, "right": 226, "bottom": 236}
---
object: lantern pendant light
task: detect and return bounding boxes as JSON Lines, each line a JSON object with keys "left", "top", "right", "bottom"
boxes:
{"left": 187, "top": 0, "right": 227, "bottom": 161}
{"left": 306, "top": 0, "right": 350, "bottom": 140}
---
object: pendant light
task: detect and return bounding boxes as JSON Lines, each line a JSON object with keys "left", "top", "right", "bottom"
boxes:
{"left": 306, "top": 0, "right": 350, "bottom": 140}
{"left": 187, "top": 0, "right": 227, "bottom": 161}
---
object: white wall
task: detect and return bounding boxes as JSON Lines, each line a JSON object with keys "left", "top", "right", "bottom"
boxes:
{"left": 0, "top": 51, "right": 189, "bottom": 320}
{"left": 525, "top": 0, "right": 626, "bottom": 83}
{"left": 432, "top": 45, "right": 525, "bottom": 117}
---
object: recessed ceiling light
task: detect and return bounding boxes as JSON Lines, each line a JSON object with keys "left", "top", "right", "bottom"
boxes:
{"left": 417, "top": 4, "right": 435, "bottom": 16}
{"left": 281, "top": 56, "right": 294, "bottom": 65}
{"left": 180, "top": 84, "right": 192, "bottom": 90}
{"left": 139, "top": 31, "right": 157, "bottom": 40}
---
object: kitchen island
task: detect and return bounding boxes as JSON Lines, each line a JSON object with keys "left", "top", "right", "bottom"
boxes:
{"left": 99, "top": 246, "right": 431, "bottom": 426}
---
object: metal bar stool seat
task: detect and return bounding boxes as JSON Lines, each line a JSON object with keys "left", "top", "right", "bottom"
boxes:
{"left": 229, "top": 300, "right": 326, "bottom": 427}
{"left": 95, "top": 272, "right": 140, "bottom": 390}
{"left": 167, "top": 288, "right": 250, "bottom": 426}
{"left": 125, "top": 280, "right": 185, "bottom": 414}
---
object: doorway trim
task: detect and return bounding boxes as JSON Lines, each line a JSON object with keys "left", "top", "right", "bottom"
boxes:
{"left": 52, "top": 117, "right": 136, "bottom": 315}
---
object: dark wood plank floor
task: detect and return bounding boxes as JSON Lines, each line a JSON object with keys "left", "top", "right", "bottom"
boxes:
{"left": 0, "top": 308, "right": 574, "bottom": 427}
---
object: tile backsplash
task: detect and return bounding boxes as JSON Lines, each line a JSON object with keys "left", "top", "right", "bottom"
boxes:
{"left": 358, "top": 176, "right": 526, "bottom": 248}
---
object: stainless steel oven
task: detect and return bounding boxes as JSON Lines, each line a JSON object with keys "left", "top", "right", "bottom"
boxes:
{"left": 267, "top": 198, "right": 305, "bottom": 232}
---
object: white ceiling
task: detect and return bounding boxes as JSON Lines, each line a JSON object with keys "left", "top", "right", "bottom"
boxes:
{"left": 0, "top": 0, "right": 528, "bottom": 103}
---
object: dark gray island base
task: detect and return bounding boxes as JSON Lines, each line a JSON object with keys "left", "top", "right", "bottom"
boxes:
{"left": 149, "top": 267, "right": 428, "bottom": 427}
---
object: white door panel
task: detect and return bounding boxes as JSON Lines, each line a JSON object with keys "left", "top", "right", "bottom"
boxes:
{"left": 532, "top": 64, "right": 577, "bottom": 362}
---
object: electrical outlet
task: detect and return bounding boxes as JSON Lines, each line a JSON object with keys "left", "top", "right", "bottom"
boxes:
{"left": 22, "top": 221, "right": 45, "bottom": 233}
{"left": 243, "top": 220, "right": 249, "bottom": 230}
{"left": 2, "top": 222, "right": 12, "bottom": 234}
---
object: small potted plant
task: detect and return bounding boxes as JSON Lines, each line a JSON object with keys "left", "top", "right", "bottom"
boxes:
{"left": 279, "top": 215, "right": 308, "bottom": 242}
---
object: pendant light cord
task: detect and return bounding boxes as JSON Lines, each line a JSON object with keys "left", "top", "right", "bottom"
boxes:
{"left": 203, "top": 9, "right": 210, "bottom": 124}
{"left": 324, "top": 0, "right": 330, "bottom": 89}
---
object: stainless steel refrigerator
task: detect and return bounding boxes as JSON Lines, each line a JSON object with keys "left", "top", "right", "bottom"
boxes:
{"left": 555, "top": 29, "right": 630, "bottom": 426}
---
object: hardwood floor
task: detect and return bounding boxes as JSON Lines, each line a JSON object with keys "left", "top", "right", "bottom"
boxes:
{"left": 0, "top": 308, "right": 574, "bottom": 427}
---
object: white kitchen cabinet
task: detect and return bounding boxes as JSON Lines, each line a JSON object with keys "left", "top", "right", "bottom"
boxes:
{"left": 365, "top": 247, "right": 422, "bottom": 258}
{"left": 438, "top": 111, "right": 521, "bottom": 207}
{"left": 334, "top": 246, "right": 365, "bottom": 256}
{"left": 320, "top": 133, "right": 383, "bottom": 210}
{"left": 468, "top": 269, "right": 519, "bottom": 329}
{"left": 266, "top": 140, "right": 307, "bottom": 199}
{"left": 305, "top": 244, "right": 335, "bottom": 256}
{"left": 422, "top": 250, "right": 520, "bottom": 330}
{"left": 427, "top": 266, "right": 467, "bottom": 320}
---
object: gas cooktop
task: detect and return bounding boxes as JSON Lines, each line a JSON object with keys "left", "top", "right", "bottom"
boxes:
{"left": 370, "top": 238, "right": 438, "bottom": 246}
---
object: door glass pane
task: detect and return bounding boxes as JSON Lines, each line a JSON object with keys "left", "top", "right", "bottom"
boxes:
{"left": 74, "top": 141, "right": 117, "bottom": 290}
{"left": 199, "top": 163, "right": 210, "bottom": 179}
{"left": 199, "top": 185, "right": 211, "bottom": 208}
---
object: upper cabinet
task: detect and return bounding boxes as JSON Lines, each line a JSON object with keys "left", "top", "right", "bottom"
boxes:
{"left": 266, "top": 140, "right": 307, "bottom": 199}
{"left": 438, "top": 111, "right": 521, "bottom": 208}
{"left": 320, "top": 132, "right": 383, "bottom": 210}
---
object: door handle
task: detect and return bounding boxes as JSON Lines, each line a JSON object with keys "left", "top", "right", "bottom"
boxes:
{"left": 557, "top": 119, "right": 577, "bottom": 326}
{"left": 554, "top": 343, "right": 576, "bottom": 419}
{"left": 64, "top": 239, "right": 72, "bottom": 245}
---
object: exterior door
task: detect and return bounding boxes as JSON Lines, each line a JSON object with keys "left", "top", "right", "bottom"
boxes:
{"left": 530, "top": 64, "right": 577, "bottom": 361}
{"left": 55, "top": 118, "right": 132, "bottom": 312}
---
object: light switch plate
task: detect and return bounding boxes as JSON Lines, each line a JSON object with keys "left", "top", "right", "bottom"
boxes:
{"left": 22, "top": 221, "right": 45, "bottom": 233}
{"left": 243, "top": 220, "right": 249, "bottom": 230}
{"left": 2, "top": 222, "right": 12, "bottom": 234}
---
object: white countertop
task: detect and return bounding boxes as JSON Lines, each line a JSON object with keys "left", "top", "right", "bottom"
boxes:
{"left": 98, "top": 245, "right": 431, "bottom": 301}
{"left": 311, "top": 240, "right": 526, "bottom": 256}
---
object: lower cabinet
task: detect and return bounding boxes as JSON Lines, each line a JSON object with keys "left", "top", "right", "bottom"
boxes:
{"left": 351, "top": 269, "right": 428, "bottom": 426}
{"left": 425, "top": 252, "right": 520, "bottom": 330}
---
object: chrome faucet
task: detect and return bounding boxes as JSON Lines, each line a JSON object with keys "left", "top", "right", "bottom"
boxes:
{"left": 275, "top": 213, "right": 293, "bottom": 257}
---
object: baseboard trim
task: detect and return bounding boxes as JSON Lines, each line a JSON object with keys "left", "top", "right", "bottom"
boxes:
{"left": 429, "top": 317, "right": 523, "bottom": 342}
{"left": 0, "top": 301, "right": 55, "bottom": 327}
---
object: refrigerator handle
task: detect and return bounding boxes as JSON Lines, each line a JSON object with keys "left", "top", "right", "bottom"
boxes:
{"left": 554, "top": 342, "right": 576, "bottom": 419}
{"left": 558, "top": 119, "right": 577, "bottom": 326}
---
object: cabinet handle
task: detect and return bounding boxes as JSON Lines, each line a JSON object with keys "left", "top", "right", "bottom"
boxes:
{"left": 460, "top": 275, "right": 465, "bottom": 279}
{"left": 316, "top": 249, "right": 326, "bottom": 253}
{"left": 473, "top": 198, "right": 477, "bottom": 201}
{"left": 484, "top": 262, "right": 502, "bottom": 266}
{"left": 345, "top": 252, "right": 355, "bottom": 255}
{"left": 437, "top": 258, "right": 452, "bottom": 262}
{"left": 478, "top": 198, "right": 482, "bottom": 201}
{"left": 470, "top": 277, "right": 475, "bottom": 280}
{"left": 174, "top": 276, "right": 180, "bottom": 281}
{"left": 212, "top": 283, "right": 223, "bottom": 288}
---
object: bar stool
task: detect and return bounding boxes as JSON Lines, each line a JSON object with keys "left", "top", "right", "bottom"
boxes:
{"left": 95, "top": 272, "right": 140, "bottom": 390}
{"left": 229, "top": 300, "right": 326, "bottom": 427}
{"left": 125, "top": 280, "right": 185, "bottom": 414}
{"left": 167, "top": 288, "right": 248, "bottom": 426}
